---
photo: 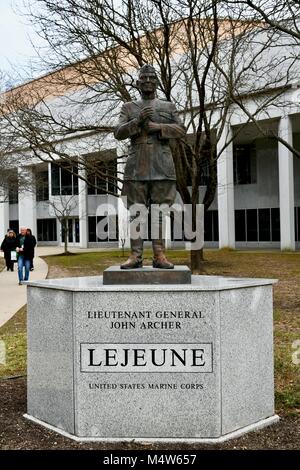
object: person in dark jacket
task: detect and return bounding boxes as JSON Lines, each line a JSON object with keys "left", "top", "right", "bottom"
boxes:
{"left": 16, "top": 227, "right": 36, "bottom": 285}
{"left": 26, "top": 228, "right": 37, "bottom": 271}
{"left": 1, "top": 229, "right": 17, "bottom": 271}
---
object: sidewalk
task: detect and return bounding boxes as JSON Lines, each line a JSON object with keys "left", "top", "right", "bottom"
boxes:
{"left": 0, "top": 250, "right": 50, "bottom": 328}
{"left": 0, "top": 246, "right": 119, "bottom": 328}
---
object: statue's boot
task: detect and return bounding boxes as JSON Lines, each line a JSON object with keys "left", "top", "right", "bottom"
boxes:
{"left": 152, "top": 239, "right": 174, "bottom": 269}
{"left": 121, "top": 238, "right": 143, "bottom": 269}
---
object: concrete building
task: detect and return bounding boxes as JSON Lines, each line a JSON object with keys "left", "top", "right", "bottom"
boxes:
{"left": 1, "top": 26, "right": 299, "bottom": 251}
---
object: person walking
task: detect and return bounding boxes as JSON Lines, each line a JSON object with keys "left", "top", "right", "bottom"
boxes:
{"left": 16, "top": 227, "right": 36, "bottom": 285}
{"left": 1, "top": 229, "right": 17, "bottom": 271}
{"left": 26, "top": 228, "right": 37, "bottom": 271}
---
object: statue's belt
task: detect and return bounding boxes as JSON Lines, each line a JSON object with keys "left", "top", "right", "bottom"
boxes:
{"left": 131, "top": 135, "right": 168, "bottom": 144}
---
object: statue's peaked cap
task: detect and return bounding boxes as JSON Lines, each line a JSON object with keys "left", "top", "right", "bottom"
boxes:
{"left": 138, "top": 64, "right": 157, "bottom": 77}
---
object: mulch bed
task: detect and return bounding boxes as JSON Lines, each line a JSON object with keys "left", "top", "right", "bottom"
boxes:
{"left": 0, "top": 377, "right": 299, "bottom": 450}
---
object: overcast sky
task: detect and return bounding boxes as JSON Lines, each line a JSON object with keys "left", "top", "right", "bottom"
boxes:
{"left": 0, "top": 0, "right": 42, "bottom": 84}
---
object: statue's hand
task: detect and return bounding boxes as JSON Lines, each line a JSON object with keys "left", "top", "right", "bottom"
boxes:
{"left": 137, "top": 106, "right": 154, "bottom": 126}
{"left": 146, "top": 121, "right": 162, "bottom": 133}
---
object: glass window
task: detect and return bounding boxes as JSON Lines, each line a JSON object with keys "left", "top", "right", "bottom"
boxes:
{"left": 87, "top": 159, "right": 118, "bottom": 195}
{"left": 203, "top": 210, "right": 218, "bottom": 242}
{"left": 88, "top": 215, "right": 118, "bottom": 242}
{"left": 233, "top": 144, "right": 257, "bottom": 185}
{"left": 51, "top": 165, "right": 60, "bottom": 196}
{"left": 9, "top": 220, "right": 19, "bottom": 235}
{"left": 61, "top": 165, "right": 73, "bottom": 195}
{"left": 8, "top": 185, "right": 18, "bottom": 204}
{"left": 68, "top": 219, "right": 73, "bottom": 242}
{"left": 75, "top": 218, "right": 80, "bottom": 243}
{"left": 51, "top": 163, "right": 78, "bottom": 196}
{"left": 212, "top": 211, "right": 219, "bottom": 241}
{"left": 271, "top": 208, "right": 280, "bottom": 242}
{"left": 235, "top": 210, "right": 246, "bottom": 241}
{"left": 37, "top": 219, "right": 57, "bottom": 241}
{"left": 107, "top": 161, "right": 118, "bottom": 195}
{"left": 88, "top": 217, "right": 97, "bottom": 242}
{"left": 73, "top": 166, "right": 78, "bottom": 195}
{"left": 259, "top": 208, "right": 271, "bottom": 241}
{"left": 204, "top": 211, "right": 213, "bottom": 241}
{"left": 36, "top": 171, "right": 49, "bottom": 201}
{"left": 246, "top": 209, "right": 258, "bottom": 241}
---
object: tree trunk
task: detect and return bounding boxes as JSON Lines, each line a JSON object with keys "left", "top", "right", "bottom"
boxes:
{"left": 190, "top": 248, "right": 204, "bottom": 273}
{"left": 189, "top": 184, "right": 204, "bottom": 273}
{"left": 62, "top": 219, "right": 68, "bottom": 254}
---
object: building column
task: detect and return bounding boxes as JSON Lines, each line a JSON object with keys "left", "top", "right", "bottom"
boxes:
{"left": 18, "top": 167, "right": 37, "bottom": 236}
{"left": 78, "top": 161, "right": 88, "bottom": 248}
{"left": 48, "top": 162, "right": 52, "bottom": 196}
{"left": 278, "top": 115, "right": 295, "bottom": 250}
{"left": 217, "top": 124, "right": 235, "bottom": 249}
{"left": 0, "top": 187, "right": 9, "bottom": 242}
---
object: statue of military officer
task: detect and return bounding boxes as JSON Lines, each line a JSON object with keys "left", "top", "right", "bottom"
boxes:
{"left": 114, "top": 64, "right": 186, "bottom": 269}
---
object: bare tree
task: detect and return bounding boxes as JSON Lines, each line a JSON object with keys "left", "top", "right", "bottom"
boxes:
{"left": 46, "top": 193, "right": 78, "bottom": 254}
{"left": 231, "top": 0, "right": 300, "bottom": 40}
{"left": 0, "top": 0, "right": 299, "bottom": 269}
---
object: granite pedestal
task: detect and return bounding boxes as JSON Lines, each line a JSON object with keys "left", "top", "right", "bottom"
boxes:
{"left": 103, "top": 265, "right": 191, "bottom": 285}
{"left": 24, "top": 272, "right": 279, "bottom": 442}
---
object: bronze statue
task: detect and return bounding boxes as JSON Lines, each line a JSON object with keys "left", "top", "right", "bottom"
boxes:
{"left": 114, "top": 65, "right": 186, "bottom": 269}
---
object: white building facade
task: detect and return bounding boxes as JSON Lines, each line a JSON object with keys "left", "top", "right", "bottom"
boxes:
{"left": 1, "top": 98, "right": 300, "bottom": 252}
{"left": 1, "top": 28, "right": 300, "bottom": 251}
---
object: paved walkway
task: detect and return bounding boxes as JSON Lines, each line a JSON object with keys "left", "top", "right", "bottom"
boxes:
{"left": 0, "top": 252, "right": 50, "bottom": 328}
{"left": 0, "top": 246, "right": 120, "bottom": 328}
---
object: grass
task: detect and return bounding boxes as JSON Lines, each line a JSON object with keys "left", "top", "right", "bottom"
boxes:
{"left": 0, "top": 249, "right": 299, "bottom": 413}
{"left": 0, "top": 305, "right": 27, "bottom": 378}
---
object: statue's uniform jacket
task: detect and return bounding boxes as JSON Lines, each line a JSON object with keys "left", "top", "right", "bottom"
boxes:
{"left": 114, "top": 98, "right": 186, "bottom": 182}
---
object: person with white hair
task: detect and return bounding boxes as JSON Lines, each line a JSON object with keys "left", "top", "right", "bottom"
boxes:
{"left": 16, "top": 227, "right": 36, "bottom": 285}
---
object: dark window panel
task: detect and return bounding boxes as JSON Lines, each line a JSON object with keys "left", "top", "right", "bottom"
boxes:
{"left": 36, "top": 171, "right": 49, "bottom": 202}
{"left": 204, "top": 211, "right": 213, "bottom": 241}
{"left": 73, "top": 165, "right": 79, "bottom": 195}
{"left": 88, "top": 217, "right": 97, "bottom": 242}
{"left": 87, "top": 158, "right": 118, "bottom": 196}
{"left": 271, "top": 208, "right": 280, "bottom": 242}
{"left": 75, "top": 218, "right": 80, "bottom": 243}
{"left": 233, "top": 144, "right": 257, "bottom": 185}
{"left": 247, "top": 209, "right": 258, "bottom": 241}
{"left": 96, "top": 173, "right": 108, "bottom": 195}
{"left": 51, "top": 164, "right": 60, "bottom": 196}
{"left": 258, "top": 208, "right": 271, "bottom": 242}
{"left": 37, "top": 219, "right": 57, "bottom": 242}
{"left": 61, "top": 219, "right": 73, "bottom": 243}
{"left": 235, "top": 210, "right": 246, "bottom": 241}
{"left": 68, "top": 219, "right": 73, "bottom": 242}
{"left": 9, "top": 220, "right": 19, "bottom": 235}
{"left": 212, "top": 211, "right": 219, "bottom": 241}
{"left": 61, "top": 165, "right": 73, "bottom": 195}
{"left": 8, "top": 188, "right": 18, "bottom": 204}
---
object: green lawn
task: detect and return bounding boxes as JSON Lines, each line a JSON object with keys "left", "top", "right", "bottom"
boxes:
{"left": 0, "top": 249, "right": 299, "bottom": 413}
